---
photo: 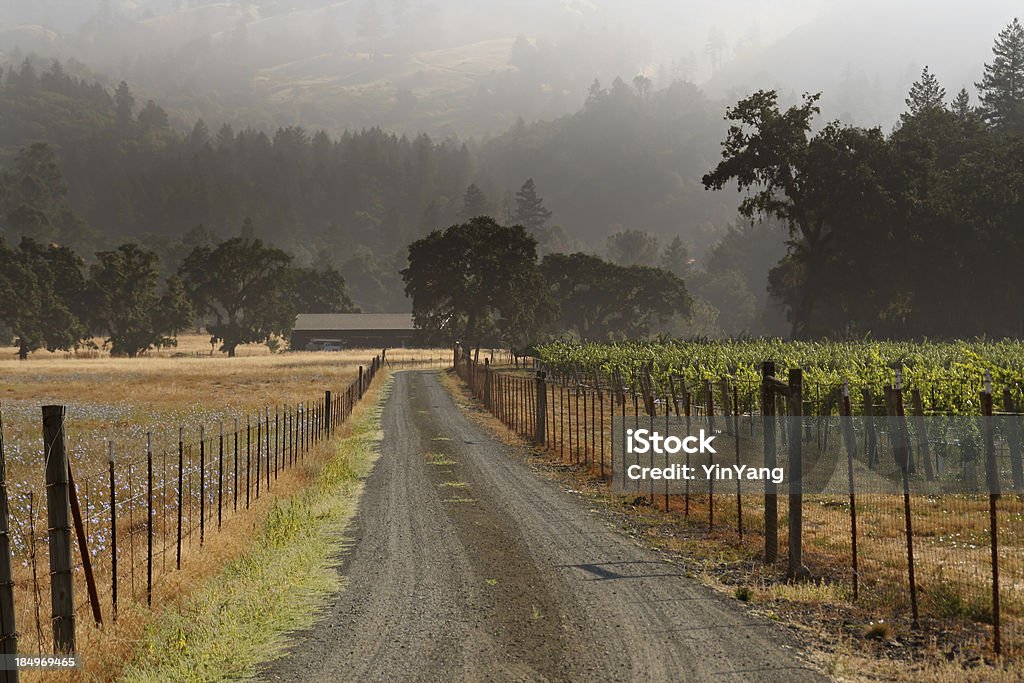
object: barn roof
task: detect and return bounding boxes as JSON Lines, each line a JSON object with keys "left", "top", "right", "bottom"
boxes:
{"left": 293, "top": 313, "right": 415, "bottom": 331}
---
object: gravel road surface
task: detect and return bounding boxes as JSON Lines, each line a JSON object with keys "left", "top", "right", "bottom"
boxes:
{"left": 259, "top": 370, "right": 828, "bottom": 682}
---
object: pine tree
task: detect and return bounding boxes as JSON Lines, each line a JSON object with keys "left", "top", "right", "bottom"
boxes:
{"left": 976, "top": 18, "right": 1024, "bottom": 132}
{"left": 513, "top": 178, "right": 552, "bottom": 232}
{"left": 952, "top": 88, "right": 974, "bottom": 119}
{"left": 661, "top": 236, "right": 692, "bottom": 278}
{"left": 903, "top": 66, "right": 946, "bottom": 118}
{"left": 114, "top": 81, "right": 135, "bottom": 131}
{"left": 460, "top": 184, "right": 490, "bottom": 219}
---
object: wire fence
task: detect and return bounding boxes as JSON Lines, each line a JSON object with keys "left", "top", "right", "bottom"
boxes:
{"left": 0, "top": 354, "right": 383, "bottom": 668}
{"left": 456, "top": 352, "right": 1024, "bottom": 659}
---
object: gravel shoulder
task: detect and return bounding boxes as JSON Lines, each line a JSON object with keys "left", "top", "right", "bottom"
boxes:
{"left": 259, "top": 370, "right": 828, "bottom": 682}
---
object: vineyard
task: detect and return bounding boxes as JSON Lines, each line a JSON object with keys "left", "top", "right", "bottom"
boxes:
{"left": 459, "top": 340, "right": 1024, "bottom": 663}
{"left": 536, "top": 339, "right": 1024, "bottom": 414}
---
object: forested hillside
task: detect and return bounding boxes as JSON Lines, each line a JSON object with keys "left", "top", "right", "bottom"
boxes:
{"left": 0, "top": 57, "right": 737, "bottom": 313}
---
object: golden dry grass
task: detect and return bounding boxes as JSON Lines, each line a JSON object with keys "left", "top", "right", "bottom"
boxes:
{"left": 0, "top": 346, "right": 418, "bottom": 680}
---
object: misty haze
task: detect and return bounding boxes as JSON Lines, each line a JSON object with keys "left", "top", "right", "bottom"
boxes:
{"left": 3, "top": 4, "right": 1024, "bottom": 680}
{"left": 0, "top": 1, "right": 1021, "bottom": 335}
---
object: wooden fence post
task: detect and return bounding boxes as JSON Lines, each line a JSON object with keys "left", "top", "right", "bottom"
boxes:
{"left": 484, "top": 360, "right": 492, "bottom": 410}
{"left": 66, "top": 461, "right": 100, "bottom": 626}
{"left": 0, "top": 409, "right": 19, "bottom": 682}
{"left": 325, "top": 391, "right": 332, "bottom": 440}
{"left": 840, "top": 382, "right": 859, "bottom": 602}
{"left": 244, "top": 419, "right": 250, "bottom": 509}
{"left": 761, "top": 362, "right": 778, "bottom": 564}
{"left": 982, "top": 371, "right": 1001, "bottom": 655}
{"left": 732, "top": 383, "right": 742, "bottom": 538}
{"left": 787, "top": 369, "right": 808, "bottom": 581}
{"left": 705, "top": 379, "right": 715, "bottom": 533}
{"left": 255, "top": 418, "right": 262, "bottom": 500}
{"left": 42, "top": 405, "right": 75, "bottom": 653}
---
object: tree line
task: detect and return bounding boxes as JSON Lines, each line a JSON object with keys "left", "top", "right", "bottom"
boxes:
{"left": 0, "top": 236, "right": 352, "bottom": 359}
{"left": 0, "top": 56, "right": 729, "bottom": 313}
{"left": 703, "top": 18, "right": 1024, "bottom": 338}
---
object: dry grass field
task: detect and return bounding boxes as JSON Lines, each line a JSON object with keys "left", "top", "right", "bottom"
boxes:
{"left": 0, "top": 339, "right": 444, "bottom": 681}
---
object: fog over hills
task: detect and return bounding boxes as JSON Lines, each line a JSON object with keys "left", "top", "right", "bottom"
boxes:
{"left": 0, "top": 1, "right": 1021, "bottom": 331}
{"left": 0, "top": 2, "right": 1018, "bottom": 134}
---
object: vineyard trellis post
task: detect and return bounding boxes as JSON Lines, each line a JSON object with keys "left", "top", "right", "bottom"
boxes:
{"left": 862, "top": 389, "right": 878, "bottom": 468}
{"left": 42, "top": 405, "right": 75, "bottom": 652}
{"left": 1003, "top": 390, "right": 1024, "bottom": 493}
{"left": 910, "top": 389, "right": 934, "bottom": 481}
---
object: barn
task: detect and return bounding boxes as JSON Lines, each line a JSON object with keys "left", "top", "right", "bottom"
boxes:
{"left": 290, "top": 313, "right": 417, "bottom": 350}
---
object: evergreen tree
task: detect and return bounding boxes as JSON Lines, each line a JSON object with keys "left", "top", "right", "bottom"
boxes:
{"left": 952, "top": 88, "right": 974, "bottom": 120}
{"left": 1, "top": 143, "right": 93, "bottom": 249}
{"left": 240, "top": 216, "right": 256, "bottom": 239}
{"left": 513, "top": 178, "right": 553, "bottom": 232}
{"left": 660, "top": 236, "right": 692, "bottom": 278}
{"left": 114, "top": 81, "right": 135, "bottom": 132}
{"left": 137, "top": 99, "right": 169, "bottom": 129}
{"left": 460, "top": 183, "right": 490, "bottom": 219}
{"left": 976, "top": 18, "right": 1024, "bottom": 132}
{"left": 606, "top": 229, "right": 660, "bottom": 267}
{"left": 903, "top": 66, "right": 946, "bottom": 118}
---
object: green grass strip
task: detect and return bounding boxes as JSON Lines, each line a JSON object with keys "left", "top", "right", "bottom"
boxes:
{"left": 119, "top": 377, "right": 391, "bottom": 682}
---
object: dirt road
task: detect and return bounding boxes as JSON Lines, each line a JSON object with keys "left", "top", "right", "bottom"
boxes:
{"left": 260, "top": 371, "right": 827, "bottom": 682}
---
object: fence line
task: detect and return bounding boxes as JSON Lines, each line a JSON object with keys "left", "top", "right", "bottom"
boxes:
{"left": 0, "top": 354, "right": 382, "bottom": 662}
{"left": 456, "top": 351, "right": 1023, "bottom": 658}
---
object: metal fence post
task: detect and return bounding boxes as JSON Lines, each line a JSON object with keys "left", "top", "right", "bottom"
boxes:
{"left": 534, "top": 372, "right": 547, "bottom": 446}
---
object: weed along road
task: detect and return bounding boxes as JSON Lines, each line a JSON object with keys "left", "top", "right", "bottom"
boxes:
{"left": 260, "top": 371, "right": 826, "bottom": 682}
